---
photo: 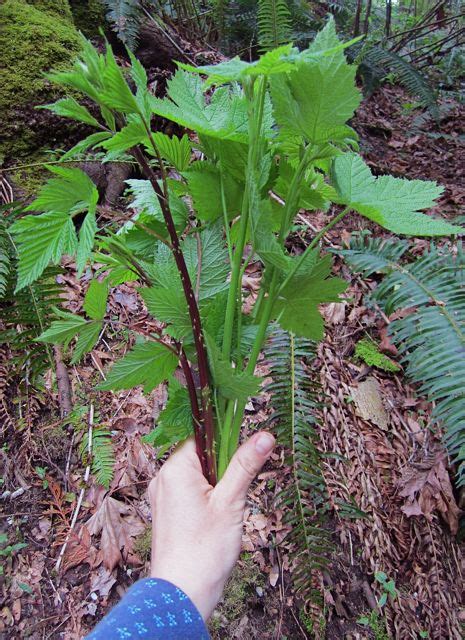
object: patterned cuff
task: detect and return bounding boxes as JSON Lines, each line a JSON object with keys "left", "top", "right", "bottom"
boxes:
{"left": 86, "top": 577, "right": 210, "bottom": 639}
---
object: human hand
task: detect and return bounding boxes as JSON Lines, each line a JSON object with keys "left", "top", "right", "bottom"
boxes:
{"left": 148, "top": 432, "right": 275, "bottom": 620}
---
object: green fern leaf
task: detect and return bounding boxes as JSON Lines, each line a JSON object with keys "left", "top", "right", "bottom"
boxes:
{"left": 102, "top": 0, "right": 142, "bottom": 50}
{"left": 341, "top": 237, "right": 465, "bottom": 485}
{"left": 257, "top": 0, "right": 292, "bottom": 52}
{"left": 264, "top": 327, "right": 331, "bottom": 597}
{"left": 332, "top": 153, "right": 462, "bottom": 236}
{"left": 80, "top": 426, "right": 115, "bottom": 488}
{"left": 361, "top": 45, "right": 439, "bottom": 119}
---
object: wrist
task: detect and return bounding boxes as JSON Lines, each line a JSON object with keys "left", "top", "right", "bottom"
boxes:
{"left": 150, "top": 565, "right": 223, "bottom": 620}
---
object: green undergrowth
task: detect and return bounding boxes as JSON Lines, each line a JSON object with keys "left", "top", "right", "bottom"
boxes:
{"left": 355, "top": 338, "right": 401, "bottom": 373}
{"left": 69, "top": 0, "right": 107, "bottom": 36}
{"left": 0, "top": 0, "right": 81, "bottom": 160}
{"left": 28, "top": 0, "right": 73, "bottom": 20}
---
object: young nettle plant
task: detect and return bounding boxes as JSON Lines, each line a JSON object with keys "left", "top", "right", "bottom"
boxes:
{"left": 11, "top": 19, "right": 462, "bottom": 485}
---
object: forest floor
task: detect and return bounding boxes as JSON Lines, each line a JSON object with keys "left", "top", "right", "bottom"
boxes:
{"left": 1, "top": 83, "right": 464, "bottom": 640}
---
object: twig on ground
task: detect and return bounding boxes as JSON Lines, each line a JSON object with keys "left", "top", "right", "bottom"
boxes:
{"left": 55, "top": 405, "right": 94, "bottom": 573}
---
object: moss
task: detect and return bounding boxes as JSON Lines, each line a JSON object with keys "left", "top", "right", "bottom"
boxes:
{"left": 133, "top": 526, "right": 152, "bottom": 564}
{"left": 0, "top": 0, "right": 81, "bottom": 161}
{"left": 354, "top": 338, "right": 401, "bottom": 373}
{"left": 28, "top": 0, "right": 73, "bottom": 20}
{"left": 69, "top": 0, "right": 107, "bottom": 36}
{"left": 209, "top": 554, "right": 264, "bottom": 638}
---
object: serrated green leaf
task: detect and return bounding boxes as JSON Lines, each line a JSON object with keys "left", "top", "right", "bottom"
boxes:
{"left": 273, "top": 255, "right": 347, "bottom": 339}
{"left": 141, "top": 286, "right": 191, "bottom": 340}
{"left": 152, "top": 132, "right": 191, "bottom": 172}
{"left": 184, "top": 161, "right": 242, "bottom": 222}
{"left": 83, "top": 279, "right": 108, "bottom": 321}
{"left": 125, "top": 179, "right": 188, "bottom": 232}
{"left": 143, "top": 377, "right": 193, "bottom": 450}
{"left": 179, "top": 44, "right": 294, "bottom": 86}
{"left": 10, "top": 212, "right": 77, "bottom": 290}
{"left": 271, "top": 20, "right": 361, "bottom": 145}
{"left": 100, "top": 117, "right": 149, "bottom": 160}
{"left": 71, "top": 321, "right": 102, "bottom": 364}
{"left": 26, "top": 166, "right": 98, "bottom": 216}
{"left": 332, "top": 153, "right": 463, "bottom": 236}
{"left": 182, "top": 223, "right": 230, "bottom": 300}
{"left": 61, "top": 131, "right": 112, "bottom": 161}
{"left": 99, "top": 341, "right": 178, "bottom": 392}
{"left": 40, "top": 97, "right": 101, "bottom": 128}
{"left": 76, "top": 211, "right": 98, "bottom": 274}
{"left": 205, "top": 333, "right": 261, "bottom": 400}
{"left": 151, "top": 70, "right": 250, "bottom": 142}
{"left": 100, "top": 46, "right": 140, "bottom": 114}
{"left": 37, "top": 310, "right": 87, "bottom": 347}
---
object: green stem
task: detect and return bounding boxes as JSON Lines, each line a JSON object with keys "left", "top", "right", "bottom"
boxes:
{"left": 221, "top": 76, "right": 267, "bottom": 364}
{"left": 278, "top": 206, "right": 350, "bottom": 295}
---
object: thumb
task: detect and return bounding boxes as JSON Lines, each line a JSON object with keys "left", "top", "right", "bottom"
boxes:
{"left": 215, "top": 432, "right": 275, "bottom": 504}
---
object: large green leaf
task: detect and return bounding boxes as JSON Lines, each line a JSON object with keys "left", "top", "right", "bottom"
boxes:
{"left": 83, "top": 279, "right": 109, "bottom": 321}
{"left": 273, "top": 255, "right": 347, "bottom": 339}
{"left": 271, "top": 19, "right": 361, "bottom": 146}
{"left": 125, "top": 179, "right": 188, "bottom": 232}
{"left": 141, "top": 286, "right": 191, "bottom": 340}
{"left": 150, "top": 70, "right": 250, "bottom": 142}
{"left": 152, "top": 132, "right": 191, "bottom": 172}
{"left": 100, "top": 117, "right": 149, "bottom": 160}
{"left": 99, "top": 340, "right": 178, "bottom": 392}
{"left": 184, "top": 161, "right": 242, "bottom": 222}
{"left": 332, "top": 153, "right": 463, "bottom": 236}
{"left": 25, "top": 166, "right": 98, "bottom": 216}
{"left": 36, "top": 310, "right": 102, "bottom": 364}
{"left": 205, "top": 334, "right": 261, "bottom": 400}
{"left": 10, "top": 212, "right": 77, "bottom": 290}
{"left": 182, "top": 224, "right": 230, "bottom": 300}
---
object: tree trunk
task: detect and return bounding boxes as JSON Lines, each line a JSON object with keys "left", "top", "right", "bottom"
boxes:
{"left": 385, "top": 0, "right": 392, "bottom": 38}
{"left": 353, "top": 0, "right": 363, "bottom": 37}
{"left": 363, "top": 0, "right": 373, "bottom": 35}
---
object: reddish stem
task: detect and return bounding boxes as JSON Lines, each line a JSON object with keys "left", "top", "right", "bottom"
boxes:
{"left": 133, "top": 146, "right": 217, "bottom": 485}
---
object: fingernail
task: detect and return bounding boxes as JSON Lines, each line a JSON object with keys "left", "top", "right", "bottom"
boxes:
{"left": 255, "top": 432, "right": 275, "bottom": 456}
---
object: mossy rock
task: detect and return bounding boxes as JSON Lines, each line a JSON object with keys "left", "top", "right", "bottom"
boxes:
{"left": 0, "top": 0, "right": 82, "bottom": 162}
{"left": 69, "top": 0, "right": 107, "bottom": 36}
{"left": 28, "top": 0, "right": 73, "bottom": 20}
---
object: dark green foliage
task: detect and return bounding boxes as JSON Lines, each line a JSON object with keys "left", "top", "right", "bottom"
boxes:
{"left": 80, "top": 425, "right": 115, "bottom": 488}
{"left": 102, "top": 0, "right": 142, "bottom": 49}
{"left": 341, "top": 236, "right": 465, "bottom": 486}
{"left": 358, "top": 45, "right": 439, "bottom": 119}
{"left": 257, "top": 0, "right": 292, "bottom": 52}
{"left": 264, "top": 327, "right": 331, "bottom": 596}
{"left": 0, "top": 204, "right": 63, "bottom": 386}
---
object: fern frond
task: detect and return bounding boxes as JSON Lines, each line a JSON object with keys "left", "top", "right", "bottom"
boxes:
{"left": 102, "top": 0, "right": 142, "bottom": 49}
{"left": 341, "top": 236, "right": 465, "bottom": 485}
{"left": 360, "top": 45, "right": 439, "bottom": 119}
{"left": 0, "top": 220, "right": 11, "bottom": 299}
{"left": 80, "top": 425, "right": 115, "bottom": 488}
{"left": 0, "top": 262, "right": 62, "bottom": 385}
{"left": 264, "top": 326, "right": 331, "bottom": 598}
{"left": 257, "top": 0, "right": 292, "bottom": 52}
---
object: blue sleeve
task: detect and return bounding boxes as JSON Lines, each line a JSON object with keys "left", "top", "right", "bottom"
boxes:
{"left": 86, "top": 578, "right": 210, "bottom": 639}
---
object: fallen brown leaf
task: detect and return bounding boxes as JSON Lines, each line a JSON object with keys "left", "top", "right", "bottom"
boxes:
{"left": 85, "top": 496, "right": 146, "bottom": 570}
